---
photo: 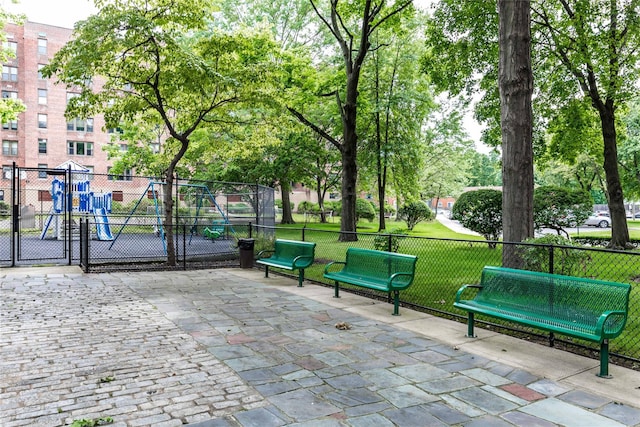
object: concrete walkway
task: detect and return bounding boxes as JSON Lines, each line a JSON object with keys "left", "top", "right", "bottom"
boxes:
{"left": 1, "top": 266, "right": 639, "bottom": 426}
{"left": 436, "top": 213, "right": 481, "bottom": 236}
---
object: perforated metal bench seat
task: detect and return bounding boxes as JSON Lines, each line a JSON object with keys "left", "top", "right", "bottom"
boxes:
{"left": 454, "top": 266, "right": 631, "bottom": 377}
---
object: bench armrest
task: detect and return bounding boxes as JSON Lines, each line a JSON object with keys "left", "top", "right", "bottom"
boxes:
{"left": 454, "top": 284, "right": 482, "bottom": 303}
{"left": 324, "top": 261, "right": 346, "bottom": 274}
{"left": 292, "top": 255, "right": 314, "bottom": 268}
{"left": 256, "top": 249, "right": 274, "bottom": 259}
{"left": 388, "top": 272, "right": 416, "bottom": 290}
{"left": 595, "top": 310, "right": 628, "bottom": 338}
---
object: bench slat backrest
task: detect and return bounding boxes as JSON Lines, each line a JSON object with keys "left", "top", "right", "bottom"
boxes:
{"left": 273, "top": 239, "right": 316, "bottom": 264}
{"left": 343, "top": 248, "right": 417, "bottom": 286}
{"left": 479, "top": 266, "right": 631, "bottom": 336}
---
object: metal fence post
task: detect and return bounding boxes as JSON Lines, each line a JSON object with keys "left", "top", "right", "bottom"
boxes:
{"left": 548, "top": 245, "right": 554, "bottom": 274}
{"left": 302, "top": 225, "right": 306, "bottom": 241}
{"left": 182, "top": 223, "right": 187, "bottom": 270}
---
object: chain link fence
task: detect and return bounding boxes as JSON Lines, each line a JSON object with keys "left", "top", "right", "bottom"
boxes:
{"left": 0, "top": 165, "right": 269, "bottom": 268}
{"left": 251, "top": 224, "right": 640, "bottom": 368}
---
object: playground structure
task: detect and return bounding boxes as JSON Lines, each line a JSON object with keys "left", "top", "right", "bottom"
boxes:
{"left": 109, "top": 181, "right": 233, "bottom": 254}
{"left": 40, "top": 177, "right": 113, "bottom": 241}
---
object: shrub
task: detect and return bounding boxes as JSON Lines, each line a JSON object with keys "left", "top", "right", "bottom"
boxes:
{"left": 533, "top": 186, "right": 592, "bottom": 236}
{"left": 326, "top": 201, "right": 341, "bottom": 216}
{"left": 356, "top": 198, "right": 376, "bottom": 222}
{"left": 384, "top": 202, "right": 396, "bottom": 216}
{"left": 397, "top": 201, "right": 433, "bottom": 230}
{"left": 373, "top": 228, "right": 408, "bottom": 252}
{"left": 521, "top": 234, "right": 590, "bottom": 276}
{"left": 452, "top": 189, "right": 502, "bottom": 248}
{"left": 298, "top": 201, "right": 319, "bottom": 214}
{"left": 0, "top": 201, "right": 8, "bottom": 218}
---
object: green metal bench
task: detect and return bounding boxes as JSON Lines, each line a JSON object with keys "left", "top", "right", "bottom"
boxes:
{"left": 256, "top": 239, "right": 316, "bottom": 287}
{"left": 454, "top": 266, "right": 631, "bottom": 378}
{"left": 323, "top": 248, "right": 418, "bottom": 316}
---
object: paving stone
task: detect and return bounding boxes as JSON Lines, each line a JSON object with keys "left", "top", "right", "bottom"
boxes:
{"left": 527, "top": 378, "right": 572, "bottom": 397}
{"left": 501, "top": 411, "right": 557, "bottom": 427}
{"left": 233, "top": 407, "right": 287, "bottom": 427}
{"left": 460, "top": 368, "right": 512, "bottom": 386}
{"left": 383, "top": 405, "right": 447, "bottom": 426}
{"left": 417, "top": 375, "right": 480, "bottom": 394}
{"left": 500, "top": 383, "right": 546, "bottom": 402}
{"left": 506, "top": 369, "right": 540, "bottom": 385}
{"left": 347, "top": 413, "right": 395, "bottom": 427}
{"left": 451, "top": 387, "right": 519, "bottom": 415}
{"left": 343, "top": 401, "right": 394, "bottom": 417}
{"left": 267, "top": 389, "right": 341, "bottom": 422}
{"left": 464, "top": 414, "right": 514, "bottom": 427}
{"left": 422, "top": 401, "right": 472, "bottom": 425}
{"left": 598, "top": 402, "right": 640, "bottom": 426}
{"left": 559, "top": 389, "right": 611, "bottom": 409}
{"left": 378, "top": 384, "right": 439, "bottom": 408}
{"left": 390, "top": 364, "right": 451, "bottom": 382}
{"left": 520, "top": 398, "right": 628, "bottom": 427}
{"left": 360, "top": 368, "right": 411, "bottom": 389}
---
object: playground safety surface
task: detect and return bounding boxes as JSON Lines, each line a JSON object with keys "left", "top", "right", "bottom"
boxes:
{"left": 1, "top": 266, "right": 639, "bottom": 426}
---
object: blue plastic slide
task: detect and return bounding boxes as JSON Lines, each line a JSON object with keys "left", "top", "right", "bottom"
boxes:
{"left": 94, "top": 207, "right": 114, "bottom": 241}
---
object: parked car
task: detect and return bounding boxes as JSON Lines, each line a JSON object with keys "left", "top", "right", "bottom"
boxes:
{"left": 585, "top": 212, "right": 610, "bottom": 228}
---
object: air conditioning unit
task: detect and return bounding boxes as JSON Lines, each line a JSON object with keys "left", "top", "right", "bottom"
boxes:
{"left": 4, "top": 171, "right": 12, "bottom": 179}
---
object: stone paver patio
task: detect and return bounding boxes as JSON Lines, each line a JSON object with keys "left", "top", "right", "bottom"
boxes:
{"left": 1, "top": 267, "right": 639, "bottom": 426}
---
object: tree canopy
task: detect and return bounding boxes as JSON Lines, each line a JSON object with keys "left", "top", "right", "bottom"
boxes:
{"left": 45, "top": 0, "right": 279, "bottom": 264}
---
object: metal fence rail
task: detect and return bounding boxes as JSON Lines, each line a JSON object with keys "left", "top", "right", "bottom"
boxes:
{"left": 251, "top": 224, "right": 640, "bottom": 367}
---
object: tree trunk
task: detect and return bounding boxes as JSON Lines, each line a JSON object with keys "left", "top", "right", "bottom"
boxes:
{"left": 280, "top": 181, "right": 295, "bottom": 224}
{"left": 340, "top": 140, "right": 358, "bottom": 241}
{"left": 599, "top": 106, "right": 630, "bottom": 248}
{"left": 498, "top": 0, "right": 534, "bottom": 268}
{"left": 164, "top": 172, "right": 176, "bottom": 266}
{"left": 339, "top": 76, "right": 360, "bottom": 242}
{"left": 316, "top": 177, "right": 327, "bottom": 223}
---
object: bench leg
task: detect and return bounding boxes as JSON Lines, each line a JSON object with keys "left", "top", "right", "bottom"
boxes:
{"left": 334, "top": 281, "right": 340, "bottom": 298}
{"left": 466, "top": 312, "right": 476, "bottom": 338}
{"left": 392, "top": 290, "right": 400, "bottom": 316}
{"left": 598, "top": 340, "right": 612, "bottom": 378}
{"left": 298, "top": 269, "right": 304, "bottom": 287}
{"left": 264, "top": 265, "right": 269, "bottom": 278}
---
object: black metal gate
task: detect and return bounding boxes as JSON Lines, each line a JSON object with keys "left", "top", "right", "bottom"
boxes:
{"left": 11, "top": 164, "right": 75, "bottom": 266}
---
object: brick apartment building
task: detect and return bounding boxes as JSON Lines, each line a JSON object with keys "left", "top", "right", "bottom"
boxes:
{"left": 1, "top": 21, "right": 115, "bottom": 180}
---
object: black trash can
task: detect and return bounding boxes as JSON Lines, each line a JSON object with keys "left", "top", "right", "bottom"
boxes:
{"left": 238, "top": 238, "right": 255, "bottom": 269}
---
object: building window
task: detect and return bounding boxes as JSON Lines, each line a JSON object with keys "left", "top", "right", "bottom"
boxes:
{"left": 67, "top": 117, "right": 93, "bottom": 132}
{"left": 2, "top": 120, "right": 17, "bottom": 130}
{"left": 2, "top": 65, "right": 18, "bottom": 81}
{"left": 107, "top": 167, "right": 133, "bottom": 181}
{"left": 3, "top": 41, "right": 17, "bottom": 55}
{"left": 1, "top": 90, "right": 17, "bottom": 99}
{"left": 38, "top": 164, "right": 48, "bottom": 179}
{"left": 68, "top": 141, "right": 93, "bottom": 156}
{"left": 2, "top": 140, "right": 18, "bottom": 156}
{"left": 37, "top": 38, "right": 47, "bottom": 55}
{"left": 37, "top": 113, "right": 47, "bottom": 128}
{"left": 38, "top": 64, "right": 46, "bottom": 79}
{"left": 119, "top": 143, "right": 128, "bottom": 152}
{"left": 2, "top": 166, "right": 12, "bottom": 180}
{"left": 38, "top": 138, "right": 47, "bottom": 154}
{"left": 38, "top": 89, "right": 47, "bottom": 105}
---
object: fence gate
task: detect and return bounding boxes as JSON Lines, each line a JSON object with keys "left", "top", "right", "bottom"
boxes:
{"left": 13, "top": 165, "right": 75, "bottom": 265}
